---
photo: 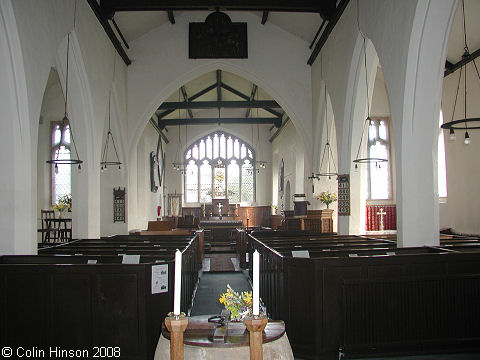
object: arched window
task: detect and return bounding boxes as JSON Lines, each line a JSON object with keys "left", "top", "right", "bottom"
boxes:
{"left": 367, "top": 118, "right": 391, "bottom": 200}
{"left": 51, "top": 122, "right": 71, "bottom": 204}
{"left": 438, "top": 111, "right": 447, "bottom": 199}
{"left": 184, "top": 132, "right": 255, "bottom": 203}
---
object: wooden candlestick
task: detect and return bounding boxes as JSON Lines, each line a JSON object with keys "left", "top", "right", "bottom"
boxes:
{"left": 164, "top": 315, "right": 188, "bottom": 360}
{"left": 244, "top": 314, "right": 268, "bottom": 360}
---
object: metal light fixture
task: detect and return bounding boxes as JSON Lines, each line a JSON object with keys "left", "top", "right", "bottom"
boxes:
{"left": 353, "top": 36, "right": 387, "bottom": 170}
{"left": 47, "top": 1, "right": 83, "bottom": 173}
{"left": 254, "top": 97, "right": 267, "bottom": 171}
{"left": 441, "top": 0, "right": 480, "bottom": 145}
{"left": 100, "top": 94, "right": 122, "bottom": 172}
{"left": 317, "top": 83, "right": 338, "bottom": 180}
{"left": 171, "top": 90, "right": 185, "bottom": 173}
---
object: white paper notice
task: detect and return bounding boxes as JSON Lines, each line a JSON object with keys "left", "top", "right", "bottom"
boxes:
{"left": 122, "top": 254, "right": 140, "bottom": 264}
{"left": 87, "top": 259, "right": 97, "bottom": 264}
{"left": 152, "top": 264, "right": 168, "bottom": 294}
{"left": 291, "top": 250, "right": 310, "bottom": 258}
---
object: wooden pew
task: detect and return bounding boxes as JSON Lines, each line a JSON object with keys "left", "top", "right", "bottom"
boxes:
{"left": 248, "top": 231, "right": 480, "bottom": 360}
{"left": 1, "top": 234, "right": 201, "bottom": 360}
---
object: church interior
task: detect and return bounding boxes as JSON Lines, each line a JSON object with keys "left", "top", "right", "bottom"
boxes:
{"left": 1, "top": 0, "right": 480, "bottom": 359}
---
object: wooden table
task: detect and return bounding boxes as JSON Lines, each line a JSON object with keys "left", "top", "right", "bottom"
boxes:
{"left": 156, "top": 315, "right": 293, "bottom": 359}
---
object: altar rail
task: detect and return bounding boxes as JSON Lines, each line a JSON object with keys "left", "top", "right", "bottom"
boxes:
{"left": 0, "top": 234, "right": 200, "bottom": 360}
{"left": 248, "top": 231, "right": 480, "bottom": 359}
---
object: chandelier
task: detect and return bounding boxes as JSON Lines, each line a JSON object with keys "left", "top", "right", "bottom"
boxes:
{"left": 101, "top": 53, "right": 122, "bottom": 172}
{"left": 46, "top": 1, "right": 83, "bottom": 173}
{"left": 441, "top": 0, "right": 480, "bottom": 145}
{"left": 353, "top": 36, "right": 387, "bottom": 170}
{"left": 317, "top": 74, "right": 338, "bottom": 180}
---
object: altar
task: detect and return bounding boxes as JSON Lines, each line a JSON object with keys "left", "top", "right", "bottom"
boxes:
{"left": 154, "top": 315, "right": 293, "bottom": 360}
{"left": 199, "top": 219, "right": 243, "bottom": 246}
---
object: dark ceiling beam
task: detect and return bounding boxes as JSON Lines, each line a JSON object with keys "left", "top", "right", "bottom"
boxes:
{"left": 309, "top": 19, "right": 326, "bottom": 49}
{"left": 216, "top": 70, "right": 222, "bottom": 102}
{"left": 149, "top": 118, "right": 170, "bottom": 143}
{"left": 307, "top": 0, "right": 350, "bottom": 66}
{"left": 263, "top": 107, "right": 283, "bottom": 118}
{"left": 86, "top": 0, "right": 132, "bottom": 66}
{"left": 221, "top": 83, "right": 283, "bottom": 117}
{"left": 100, "top": 0, "right": 337, "bottom": 20}
{"left": 444, "top": 48, "right": 480, "bottom": 77}
{"left": 111, "top": 18, "right": 130, "bottom": 49}
{"left": 188, "top": 83, "right": 217, "bottom": 101}
{"left": 156, "top": 83, "right": 217, "bottom": 119}
{"left": 167, "top": 10, "right": 175, "bottom": 24}
{"left": 159, "top": 117, "right": 282, "bottom": 127}
{"left": 221, "top": 83, "right": 250, "bottom": 100}
{"left": 159, "top": 100, "right": 280, "bottom": 110}
{"left": 245, "top": 85, "right": 258, "bottom": 117}
{"left": 261, "top": 11, "right": 269, "bottom": 25}
{"left": 180, "top": 86, "right": 194, "bottom": 118}
{"left": 269, "top": 116, "right": 290, "bottom": 142}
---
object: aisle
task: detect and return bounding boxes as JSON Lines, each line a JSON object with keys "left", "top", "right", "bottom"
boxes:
{"left": 190, "top": 272, "right": 251, "bottom": 316}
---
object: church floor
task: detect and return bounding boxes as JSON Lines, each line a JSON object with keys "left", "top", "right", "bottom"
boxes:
{"left": 190, "top": 271, "right": 251, "bottom": 316}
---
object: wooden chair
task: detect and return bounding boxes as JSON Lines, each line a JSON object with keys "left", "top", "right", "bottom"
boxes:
{"left": 39, "top": 210, "right": 57, "bottom": 243}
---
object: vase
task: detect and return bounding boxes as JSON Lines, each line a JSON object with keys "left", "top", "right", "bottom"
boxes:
{"left": 58, "top": 210, "right": 65, "bottom": 219}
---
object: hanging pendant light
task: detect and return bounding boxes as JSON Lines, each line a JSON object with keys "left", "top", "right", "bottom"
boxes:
{"left": 101, "top": 52, "right": 122, "bottom": 172}
{"left": 317, "top": 82, "right": 338, "bottom": 180}
{"left": 352, "top": 36, "right": 388, "bottom": 169}
{"left": 254, "top": 92, "right": 267, "bottom": 171}
{"left": 47, "top": 1, "right": 83, "bottom": 172}
{"left": 441, "top": 0, "right": 480, "bottom": 144}
{"left": 100, "top": 94, "right": 122, "bottom": 171}
{"left": 171, "top": 89, "right": 185, "bottom": 172}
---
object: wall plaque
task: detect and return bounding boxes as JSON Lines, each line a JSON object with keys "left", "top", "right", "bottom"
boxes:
{"left": 189, "top": 11, "right": 247, "bottom": 59}
{"left": 113, "top": 187, "right": 126, "bottom": 223}
{"left": 337, "top": 174, "right": 350, "bottom": 216}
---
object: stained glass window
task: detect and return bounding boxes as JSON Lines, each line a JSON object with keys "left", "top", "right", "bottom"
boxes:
{"left": 51, "top": 123, "right": 71, "bottom": 205}
{"left": 184, "top": 131, "right": 255, "bottom": 203}
{"left": 367, "top": 118, "right": 391, "bottom": 200}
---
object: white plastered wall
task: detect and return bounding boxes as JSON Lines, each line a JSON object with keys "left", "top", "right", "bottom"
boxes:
{"left": 126, "top": 11, "right": 312, "bottom": 230}
{"left": 440, "top": 47, "right": 480, "bottom": 234}
{"left": 271, "top": 121, "right": 303, "bottom": 213}
{"left": 310, "top": 0, "right": 457, "bottom": 246}
{"left": 0, "top": 0, "right": 128, "bottom": 253}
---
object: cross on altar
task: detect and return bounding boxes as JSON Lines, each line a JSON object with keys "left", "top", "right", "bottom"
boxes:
{"left": 377, "top": 208, "right": 387, "bottom": 231}
{"left": 218, "top": 202, "right": 223, "bottom": 215}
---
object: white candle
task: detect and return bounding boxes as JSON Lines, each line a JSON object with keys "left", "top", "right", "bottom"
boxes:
{"left": 253, "top": 250, "right": 260, "bottom": 316}
{"left": 173, "top": 249, "right": 182, "bottom": 315}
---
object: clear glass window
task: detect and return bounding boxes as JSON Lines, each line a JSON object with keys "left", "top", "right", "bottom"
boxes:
{"left": 51, "top": 123, "right": 71, "bottom": 205}
{"left": 367, "top": 118, "right": 391, "bottom": 200}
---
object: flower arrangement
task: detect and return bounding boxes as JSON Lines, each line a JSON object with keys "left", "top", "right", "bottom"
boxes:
{"left": 53, "top": 194, "right": 72, "bottom": 215}
{"left": 271, "top": 204, "right": 278, "bottom": 215}
{"left": 316, "top": 191, "right": 337, "bottom": 209}
{"left": 218, "top": 285, "right": 254, "bottom": 321}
